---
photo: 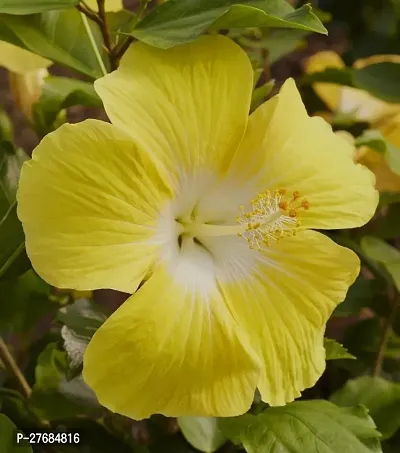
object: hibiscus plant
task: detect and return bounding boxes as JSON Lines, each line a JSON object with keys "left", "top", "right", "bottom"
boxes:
{"left": 0, "top": 1, "right": 400, "bottom": 452}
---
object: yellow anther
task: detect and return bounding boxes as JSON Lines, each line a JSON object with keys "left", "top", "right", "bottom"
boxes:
{"left": 236, "top": 186, "right": 310, "bottom": 251}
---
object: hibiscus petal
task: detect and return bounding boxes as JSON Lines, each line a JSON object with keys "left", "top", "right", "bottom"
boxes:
{"left": 220, "top": 230, "right": 359, "bottom": 406}
{"left": 17, "top": 120, "right": 172, "bottom": 292}
{"left": 95, "top": 35, "right": 253, "bottom": 182}
{"left": 231, "top": 79, "right": 378, "bottom": 230}
{"left": 83, "top": 240, "right": 261, "bottom": 419}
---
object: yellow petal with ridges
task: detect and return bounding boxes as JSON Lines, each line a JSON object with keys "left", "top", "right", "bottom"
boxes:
{"left": 83, "top": 258, "right": 261, "bottom": 419}
{"left": 305, "top": 50, "right": 345, "bottom": 111}
{"left": 221, "top": 230, "right": 359, "bottom": 406}
{"left": 85, "top": 0, "right": 123, "bottom": 11}
{"left": 95, "top": 35, "right": 253, "bottom": 182}
{"left": 231, "top": 79, "right": 378, "bottom": 230}
{"left": 0, "top": 41, "right": 51, "bottom": 74}
{"left": 17, "top": 120, "right": 172, "bottom": 293}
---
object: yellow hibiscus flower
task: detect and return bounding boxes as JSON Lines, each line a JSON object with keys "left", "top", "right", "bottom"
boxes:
{"left": 17, "top": 36, "right": 378, "bottom": 419}
{"left": 85, "top": 0, "right": 123, "bottom": 11}
{"left": 305, "top": 51, "right": 400, "bottom": 124}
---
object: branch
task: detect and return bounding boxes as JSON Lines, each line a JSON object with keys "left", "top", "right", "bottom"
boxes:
{"left": 97, "top": 0, "right": 117, "bottom": 70}
{"left": 372, "top": 289, "right": 400, "bottom": 377}
{"left": 0, "top": 337, "right": 31, "bottom": 398}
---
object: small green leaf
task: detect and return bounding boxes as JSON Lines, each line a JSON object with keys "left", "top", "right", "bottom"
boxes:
{"left": 33, "top": 76, "right": 102, "bottom": 135}
{"left": 0, "top": 414, "right": 31, "bottom": 452}
{"left": 0, "top": 0, "right": 78, "bottom": 14}
{"left": 58, "top": 299, "right": 108, "bottom": 372}
{"left": 220, "top": 400, "right": 382, "bottom": 453}
{"left": 331, "top": 377, "right": 400, "bottom": 440}
{"left": 0, "top": 10, "right": 107, "bottom": 78}
{"left": 356, "top": 130, "right": 388, "bottom": 155}
{"left": 325, "top": 338, "right": 356, "bottom": 360}
{"left": 353, "top": 62, "right": 400, "bottom": 103}
{"left": 251, "top": 79, "right": 275, "bottom": 111}
{"left": 360, "top": 236, "right": 400, "bottom": 291}
{"left": 131, "top": 0, "right": 326, "bottom": 49}
{"left": 0, "top": 141, "right": 29, "bottom": 281}
{"left": 178, "top": 417, "right": 226, "bottom": 453}
{"left": 57, "top": 298, "right": 108, "bottom": 341}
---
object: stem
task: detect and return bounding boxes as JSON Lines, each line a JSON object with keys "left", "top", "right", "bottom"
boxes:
{"left": 79, "top": 11, "right": 108, "bottom": 77}
{"left": 0, "top": 337, "right": 31, "bottom": 398}
{"left": 97, "top": 0, "right": 117, "bottom": 70}
{"left": 372, "top": 290, "right": 400, "bottom": 377}
{"left": 111, "top": 0, "right": 150, "bottom": 64}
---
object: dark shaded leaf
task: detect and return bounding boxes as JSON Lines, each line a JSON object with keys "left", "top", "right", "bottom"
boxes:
{"left": 331, "top": 377, "right": 400, "bottom": 440}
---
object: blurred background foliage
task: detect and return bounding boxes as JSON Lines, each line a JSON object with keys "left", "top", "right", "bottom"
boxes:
{"left": 1, "top": 0, "right": 400, "bottom": 452}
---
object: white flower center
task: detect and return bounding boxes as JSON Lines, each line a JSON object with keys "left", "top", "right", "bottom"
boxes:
{"left": 156, "top": 172, "right": 310, "bottom": 288}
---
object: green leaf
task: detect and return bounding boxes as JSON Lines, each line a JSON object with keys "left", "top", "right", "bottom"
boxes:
{"left": 360, "top": 236, "right": 400, "bottom": 292}
{"left": 356, "top": 130, "right": 388, "bottom": 154}
{"left": 0, "top": 414, "right": 31, "bottom": 452}
{"left": 331, "top": 377, "right": 400, "bottom": 440}
{"left": 0, "top": 270, "right": 52, "bottom": 334}
{"left": 30, "top": 343, "right": 99, "bottom": 420}
{"left": 353, "top": 63, "right": 400, "bottom": 103}
{"left": 58, "top": 298, "right": 107, "bottom": 341}
{"left": 251, "top": 79, "right": 274, "bottom": 111}
{"left": 178, "top": 417, "right": 226, "bottom": 453}
{"left": 0, "top": 10, "right": 107, "bottom": 78}
{"left": 0, "top": 0, "right": 78, "bottom": 14}
{"left": 220, "top": 400, "right": 382, "bottom": 453}
{"left": 33, "top": 76, "right": 102, "bottom": 135}
{"left": 131, "top": 0, "right": 327, "bottom": 49}
{"left": 325, "top": 338, "right": 356, "bottom": 360}
{"left": 58, "top": 299, "right": 108, "bottom": 373}
{"left": 355, "top": 129, "right": 400, "bottom": 176}
{"left": 0, "top": 141, "right": 29, "bottom": 281}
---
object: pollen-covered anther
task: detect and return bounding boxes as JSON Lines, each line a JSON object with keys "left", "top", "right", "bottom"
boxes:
{"left": 236, "top": 188, "right": 310, "bottom": 250}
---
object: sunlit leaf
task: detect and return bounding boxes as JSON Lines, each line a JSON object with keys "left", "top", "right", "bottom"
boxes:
{"left": 0, "top": 0, "right": 78, "bottom": 14}
{"left": 325, "top": 338, "right": 356, "bottom": 360}
{"left": 178, "top": 417, "right": 226, "bottom": 453}
{"left": 220, "top": 400, "right": 382, "bottom": 453}
{"left": 131, "top": 0, "right": 327, "bottom": 48}
{"left": 0, "top": 10, "right": 107, "bottom": 78}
